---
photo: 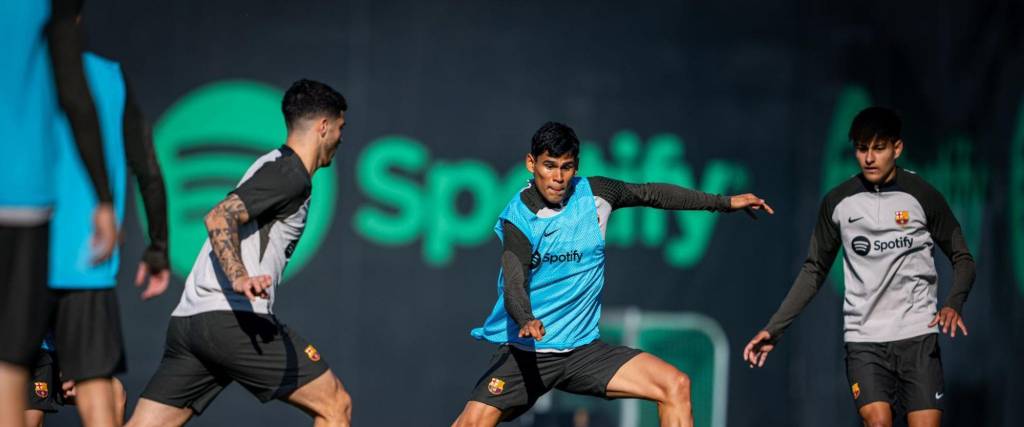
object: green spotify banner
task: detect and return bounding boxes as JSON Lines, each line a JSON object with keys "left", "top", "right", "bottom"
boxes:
{"left": 74, "top": 0, "right": 1022, "bottom": 426}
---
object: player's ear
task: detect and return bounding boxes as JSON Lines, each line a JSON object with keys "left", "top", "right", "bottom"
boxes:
{"left": 313, "top": 117, "right": 326, "bottom": 139}
{"left": 893, "top": 139, "right": 904, "bottom": 159}
{"left": 526, "top": 153, "right": 536, "bottom": 174}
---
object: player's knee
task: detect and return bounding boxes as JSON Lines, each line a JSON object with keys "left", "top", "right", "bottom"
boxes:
{"left": 336, "top": 386, "right": 352, "bottom": 418}
{"left": 321, "top": 377, "right": 352, "bottom": 421}
{"left": 860, "top": 407, "right": 891, "bottom": 427}
{"left": 112, "top": 378, "right": 128, "bottom": 409}
{"left": 664, "top": 371, "right": 691, "bottom": 403}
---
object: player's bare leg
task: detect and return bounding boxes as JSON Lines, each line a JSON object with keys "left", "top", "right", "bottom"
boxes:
{"left": 606, "top": 353, "right": 693, "bottom": 427}
{"left": 1, "top": 362, "right": 30, "bottom": 427}
{"left": 907, "top": 409, "right": 941, "bottom": 427}
{"left": 24, "top": 409, "right": 45, "bottom": 427}
{"left": 75, "top": 378, "right": 118, "bottom": 427}
{"left": 451, "top": 401, "right": 502, "bottom": 427}
{"left": 858, "top": 402, "right": 893, "bottom": 427}
{"left": 284, "top": 370, "right": 352, "bottom": 427}
{"left": 112, "top": 378, "right": 127, "bottom": 425}
{"left": 124, "top": 398, "right": 193, "bottom": 427}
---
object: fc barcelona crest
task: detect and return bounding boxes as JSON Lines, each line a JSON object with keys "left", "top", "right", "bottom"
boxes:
{"left": 34, "top": 381, "right": 49, "bottom": 399}
{"left": 488, "top": 378, "right": 505, "bottom": 395}
{"left": 895, "top": 210, "right": 910, "bottom": 225}
{"left": 852, "top": 382, "right": 861, "bottom": 399}
{"left": 304, "top": 344, "right": 321, "bottom": 362}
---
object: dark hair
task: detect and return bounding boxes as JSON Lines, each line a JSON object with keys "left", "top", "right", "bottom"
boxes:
{"left": 282, "top": 79, "right": 347, "bottom": 130}
{"left": 530, "top": 122, "right": 580, "bottom": 158}
{"left": 849, "top": 106, "right": 902, "bottom": 145}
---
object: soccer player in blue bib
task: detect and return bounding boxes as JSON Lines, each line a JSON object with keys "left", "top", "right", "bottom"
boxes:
{"left": 0, "top": 1, "right": 118, "bottom": 424}
{"left": 453, "top": 122, "right": 774, "bottom": 427}
{"left": 24, "top": 49, "right": 169, "bottom": 427}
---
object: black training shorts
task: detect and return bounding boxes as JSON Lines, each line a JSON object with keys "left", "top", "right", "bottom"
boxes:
{"left": 28, "top": 350, "right": 65, "bottom": 413}
{"left": 0, "top": 224, "right": 54, "bottom": 367}
{"left": 845, "top": 333, "right": 945, "bottom": 414}
{"left": 141, "top": 311, "right": 329, "bottom": 414}
{"left": 52, "top": 289, "right": 126, "bottom": 381}
{"left": 468, "top": 340, "right": 642, "bottom": 421}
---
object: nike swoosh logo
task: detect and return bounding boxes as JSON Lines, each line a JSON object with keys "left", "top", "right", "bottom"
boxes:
{"left": 935, "top": 392, "right": 944, "bottom": 399}
{"left": 848, "top": 217, "right": 864, "bottom": 223}
{"left": 544, "top": 229, "right": 559, "bottom": 237}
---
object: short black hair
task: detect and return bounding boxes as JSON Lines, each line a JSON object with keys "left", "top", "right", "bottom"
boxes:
{"left": 282, "top": 79, "right": 347, "bottom": 130}
{"left": 849, "top": 106, "right": 902, "bottom": 145}
{"left": 531, "top": 122, "right": 580, "bottom": 159}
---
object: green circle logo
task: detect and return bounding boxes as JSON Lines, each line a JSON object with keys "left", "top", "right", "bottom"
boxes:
{"left": 144, "top": 80, "right": 337, "bottom": 283}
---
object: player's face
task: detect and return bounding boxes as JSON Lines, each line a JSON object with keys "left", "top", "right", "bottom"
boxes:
{"left": 855, "top": 138, "right": 902, "bottom": 184}
{"left": 526, "top": 151, "right": 578, "bottom": 205}
{"left": 319, "top": 112, "right": 345, "bottom": 168}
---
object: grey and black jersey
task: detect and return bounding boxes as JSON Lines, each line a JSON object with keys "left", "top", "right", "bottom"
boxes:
{"left": 765, "top": 168, "right": 976, "bottom": 343}
{"left": 172, "top": 146, "right": 311, "bottom": 317}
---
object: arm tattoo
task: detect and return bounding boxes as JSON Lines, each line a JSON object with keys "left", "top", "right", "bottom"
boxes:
{"left": 205, "top": 194, "right": 252, "bottom": 284}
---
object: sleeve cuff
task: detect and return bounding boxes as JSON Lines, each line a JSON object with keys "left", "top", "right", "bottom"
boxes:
{"left": 142, "top": 245, "right": 169, "bottom": 271}
{"left": 717, "top": 194, "right": 732, "bottom": 211}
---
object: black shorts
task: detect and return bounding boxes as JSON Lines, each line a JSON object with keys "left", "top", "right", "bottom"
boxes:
{"left": 0, "top": 224, "right": 54, "bottom": 367}
{"left": 468, "top": 340, "right": 642, "bottom": 421}
{"left": 51, "top": 289, "right": 126, "bottom": 381}
{"left": 0, "top": 224, "right": 125, "bottom": 377}
{"left": 141, "top": 311, "right": 329, "bottom": 415}
{"left": 28, "top": 350, "right": 65, "bottom": 413}
{"left": 845, "top": 333, "right": 944, "bottom": 413}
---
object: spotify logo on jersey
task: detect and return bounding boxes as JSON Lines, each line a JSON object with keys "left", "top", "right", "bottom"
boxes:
{"left": 850, "top": 235, "right": 914, "bottom": 257}
{"left": 529, "top": 250, "right": 583, "bottom": 268}
{"left": 851, "top": 236, "right": 871, "bottom": 256}
{"left": 145, "top": 80, "right": 337, "bottom": 282}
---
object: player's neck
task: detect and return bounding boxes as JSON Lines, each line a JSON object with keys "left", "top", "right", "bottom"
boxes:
{"left": 285, "top": 138, "right": 320, "bottom": 175}
{"left": 882, "top": 166, "right": 899, "bottom": 184}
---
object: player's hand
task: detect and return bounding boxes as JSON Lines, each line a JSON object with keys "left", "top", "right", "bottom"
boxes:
{"left": 62, "top": 379, "right": 76, "bottom": 399}
{"left": 232, "top": 275, "right": 272, "bottom": 301}
{"left": 928, "top": 307, "right": 968, "bottom": 338}
{"left": 743, "top": 330, "right": 775, "bottom": 368}
{"left": 518, "top": 319, "right": 546, "bottom": 341}
{"left": 90, "top": 203, "right": 118, "bottom": 264}
{"left": 729, "top": 193, "right": 775, "bottom": 219}
{"left": 135, "top": 261, "right": 170, "bottom": 301}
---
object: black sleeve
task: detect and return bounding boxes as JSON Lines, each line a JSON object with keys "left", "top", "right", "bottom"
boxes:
{"left": 229, "top": 159, "right": 310, "bottom": 220}
{"left": 122, "top": 75, "right": 169, "bottom": 271}
{"left": 46, "top": 0, "right": 112, "bottom": 203}
{"left": 916, "top": 183, "right": 977, "bottom": 313}
{"left": 588, "top": 176, "right": 732, "bottom": 212}
{"left": 501, "top": 221, "right": 535, "bottom": 327}
{"left": 762, "top": 196, "right": 842, "bottom": 341}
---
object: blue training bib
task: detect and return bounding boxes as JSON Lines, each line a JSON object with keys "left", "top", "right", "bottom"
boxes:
{"left": 49, "top": 53, "right": 127, "bottom": 289}
{"left": 0, "top": 1, "right": 57, "bottom": 208}
{"left": 471, "top": 177, "right": 606, "bottom": 350}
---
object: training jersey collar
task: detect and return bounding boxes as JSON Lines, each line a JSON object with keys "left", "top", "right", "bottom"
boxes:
{"left": 856, "top": 167, "right": 904, "bottom": 193}
{"left": 523, "top": 178, "right": 577, "bottom": 212}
